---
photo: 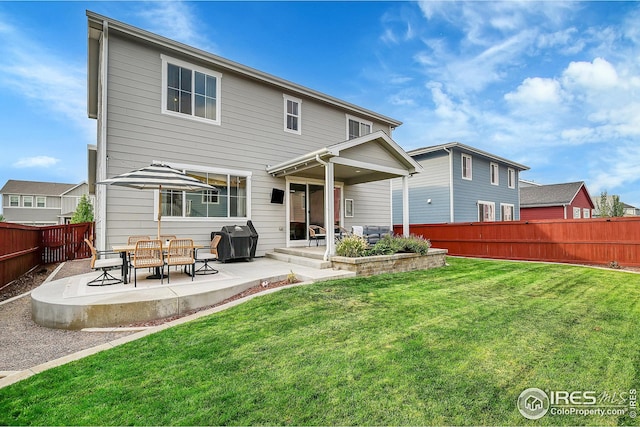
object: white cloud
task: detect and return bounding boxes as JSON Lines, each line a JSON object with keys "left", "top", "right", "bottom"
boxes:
{"left": 137, "top": 1, "right": 217, "bottom": 54}
{"left": 13, "top": 156, "right": 60, "bottom": 168}
{"left": 562, "top": 57, "right": 619, "bottom": 90}
{"left": 505, "top": 77, "right": 562, "bottom": 104}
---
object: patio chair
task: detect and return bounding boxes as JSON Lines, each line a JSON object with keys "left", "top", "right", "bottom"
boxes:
{"left": 308, "top": 225, "right": 326, "bottom": 247}
{"left": 166, "top": 238, "right": 195, "bottom": 283}
{"left": 335, "top": 226, "right": 351, "bottom": 243}
{"left": 126, "top": 235, "right": 151, "bottom": 276}
{"left": 84, "top": 238, "right": 123, "bottom": 286}
{"left": 131, "top": 239, "right": 164, "bottom": 287}
{"left": 195, "top": 234, "right": 221, "bottom": 275}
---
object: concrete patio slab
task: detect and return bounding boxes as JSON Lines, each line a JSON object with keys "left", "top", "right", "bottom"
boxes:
{"left": 31, "top": 256, "right": 355, "bottom": 330}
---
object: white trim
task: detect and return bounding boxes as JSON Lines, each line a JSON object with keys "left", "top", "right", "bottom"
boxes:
{"left": 500, "top": 203, "right": 514, "bottom": 221}
{"left": 345, "top": 114, "right": 372, "bottom": 140}
{"left": 345, "top": 198, "right": 354, "bottom": 217}
{"left": 161, "top": 54, "right": 222, "bottom": 126}
{"left": 22, "top": 195, "right": 33, "bottom": 208}
{"left": 283, "top": 94, "right": 302, "bottom": 135}
{"left": 36, "top": 196, "right": 47, "bottom": 208}
{"left": 573, "top": 207, "right": 581, "bottom": 219}
{"left": 154, "top": 161, "right": 252, "bottom": 222}
{"left": 478, "top": 200, "right": 495, "bottom": 222}
{"left": 490, "top": 162, "right": 499, "bottom": 186}
{"left": 462, "top": 153, "right": 472, "bottom": 181}
{"left": 583, "top": 208, "right": 591, "bottom": 219}
{"left": 8, "top": 195, "right": 19, "bottom": 207}
{"left": 508, "top": 168, "right": 516, "bottom": 189}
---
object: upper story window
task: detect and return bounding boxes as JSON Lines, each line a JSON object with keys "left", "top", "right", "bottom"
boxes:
{"left": 508, "top": 168, "right": 516, "bottom": 189}
{"left": 346, "top": 115, "right": 372, "bottom": 140}
{"left": 36, "top": 196, "right": 46, "bottom": 208}
{"left": 501, "top": 204, "right": 514, "bottom": 221}
{"left": 573, "top": 207, "right": 581, "bottom": 219}
{"left": 22, "top": 196, "right": 33, "bottom": 208}
{"left": 284, "top": 95, "right": 301, "bottom": 134}
{"left": 462, "top": 153, "right": 472, "bottom": 180}
{"left": 161, "top": 55, "right": 222, "bottom": 125}
{"left": 9, "top": 195, "right": 19, "bottom": 207}
{"left": 490, "top": 163, "right": 499, "bottom": 186}
{"left": 158, "top": 162, "right": 251, "bottom": 220}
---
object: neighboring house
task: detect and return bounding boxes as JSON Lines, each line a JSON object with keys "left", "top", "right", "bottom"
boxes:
{"left": 392, "top": 143, "right": 529, "bottom": 224}
{"left": 86, "top": 11, "right": 421, "bottom": 255}
{"left": 0, "top": 180, "right": 93, "bottom": 225}
{"left": 591, "top": 195, "right": 640, "bottom": 217}
{"left": 520, "top": 181, "right": 594, "bottom": 220}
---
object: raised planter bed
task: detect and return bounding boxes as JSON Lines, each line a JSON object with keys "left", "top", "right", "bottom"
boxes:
{"left": 331, "top": 248, "right": 448, "bottom": 276}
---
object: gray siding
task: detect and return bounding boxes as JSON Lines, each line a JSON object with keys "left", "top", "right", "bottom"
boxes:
{"left": 392, "top": 151, "right": 451, "bottom": 224}
{"left": 100, "top": 36, "right": 394, "bottom": 253}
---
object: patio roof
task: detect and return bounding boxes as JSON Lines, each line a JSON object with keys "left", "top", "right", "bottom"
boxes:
{"left": 266, "top": 131, "right": 423, "bottom": 185}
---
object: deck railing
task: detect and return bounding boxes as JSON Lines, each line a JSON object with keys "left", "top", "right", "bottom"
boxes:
{"left": 0, "top": 222, "right": 94, "bottom": 287}
{"left": 395, "top": 217, "right": 640, "bottom": 267}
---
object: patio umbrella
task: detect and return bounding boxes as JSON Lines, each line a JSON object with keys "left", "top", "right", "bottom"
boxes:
{"left": 97, "top": 163, "right": 218, "bottom": 239}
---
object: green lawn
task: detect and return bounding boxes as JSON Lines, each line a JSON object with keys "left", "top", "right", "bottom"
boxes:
{"left": 1, "top": 258, "right": 639, "bottom": 426}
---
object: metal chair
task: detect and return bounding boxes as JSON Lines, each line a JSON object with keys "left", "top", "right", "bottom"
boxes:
{"left": 131, "top": 239, "right": 164, "bottom": 287}
{"left": 166, "top": 238, "right": 195, "bottom": 283}
{"left": 195, "top": 235, "right": 221, "bottom": 275}
{"left": 84, "top": 238, "right": 123, "bottom": 286}
{"left": 308, "top": 225, "right": 326, "bottom": 246}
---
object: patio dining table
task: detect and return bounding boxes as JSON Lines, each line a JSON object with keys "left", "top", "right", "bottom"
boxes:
{"left": 112, "top": 242, "right": 203, "bottom": 284}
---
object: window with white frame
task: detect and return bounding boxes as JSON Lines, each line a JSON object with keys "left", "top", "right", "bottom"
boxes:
{"left": 508, "top": 168, "right": 516, "bottom": 189}
{"left": 162, "top": 55, "right": 222, "bottom": 125}
{"left": 583, "top": 208, "right": 591, "bottom": 219}
{"left": 346, "top": 115, "right": 372, "bottom": 140}
{"left": 36, "top": 196, "right": 46, "bottom": 208}
{"left": 490, "top": 163, "right": 499, "bottom": 186}
{"left": 462, "top": 153, "right": 472, "bottom": 180}
{"left": 284, "top": 95, "right": 301, "bottom": 134}
{"left": 9, "top": 195, "right": 19, "bottom": 207}
{"left": 160, "top": 164, "right": 250, "bottom": 220}
{"left": 573, "top": 207, "right": 581, "bottom": 219}
{"left": 478, "top": 201, "right": 495, "bottom": 222}
{"left": 22, "top": 196, "right": 33, "bottom": 207}
{"left": 501, "top": 204, "right": 514, "bottom": 221}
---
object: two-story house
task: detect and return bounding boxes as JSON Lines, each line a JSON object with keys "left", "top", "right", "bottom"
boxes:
{"left": 86, "top": 11, "right": 421, "bottom": 256}
{"left": 392, "top": 143, "right": 529, "bottom": 224}
{"left": 0, "top": 180, "right": 92, "bottom": 225}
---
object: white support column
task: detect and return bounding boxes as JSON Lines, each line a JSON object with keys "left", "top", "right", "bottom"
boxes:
{"left": 402, "top": 175, "right": 410, "bottom": 237}
{"left": 325, "top": 161, "right": 335, "bottom": 259}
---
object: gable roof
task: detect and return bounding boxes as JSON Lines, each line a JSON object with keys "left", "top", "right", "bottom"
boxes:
{"left": 520, "top": 181, "right": 591, "bottom": 208}
{"left": 266, "top": 130, "right": 423, "bottom": 185}
{"left": 0, "top": 180, "right": 77, "bottom": 197}
{"left": 408, "top": 142, "right": 529, "bottom": 171}
{"left": 86, "top": 11, "right": 402, "bottom": 129}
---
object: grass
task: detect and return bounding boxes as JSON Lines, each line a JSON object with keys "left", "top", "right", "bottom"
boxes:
{"left": 1, "top": 257, "right": 639, "bottom": 425}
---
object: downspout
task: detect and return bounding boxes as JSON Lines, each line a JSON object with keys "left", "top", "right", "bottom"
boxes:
{"left": 315, "top": 154, "right": 333, "bottom": 261}
{"left": 444, "top": 147, "right": 454, "bottom": 222}
{"left": 97, "top": 21, "right": 109, "bottom": 251}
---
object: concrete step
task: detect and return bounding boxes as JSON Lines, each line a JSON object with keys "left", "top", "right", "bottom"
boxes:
{"left": 272, "top": 247, "right": 327, "bottom": 260}
{"left": 265, "top": 251, "right": 332, "bottom": 269}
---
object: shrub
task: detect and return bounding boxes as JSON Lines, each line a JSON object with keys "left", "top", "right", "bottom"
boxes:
{"left": 335, "top": 235, "right": 369, "bottom": 257}
{"left": 364, "top": 235, "right": 403, "bottom": 256}
{"left": 398, "top": 234, "right": 431, "bottom": 255}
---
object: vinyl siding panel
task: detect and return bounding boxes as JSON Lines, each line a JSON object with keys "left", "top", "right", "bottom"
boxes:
{"left": 392, "top": 151, "right": 451, "bottom": 224}
{"left": 343, "top": 181, "right": 392, "bottom": 231}
{"left": 451, "top": 148, "right": 521, "bottom": 222}
{"left": 101, "top": 36, "right": 394, "bottom": 253}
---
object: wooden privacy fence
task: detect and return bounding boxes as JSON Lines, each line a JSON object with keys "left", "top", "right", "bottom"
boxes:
{"left": 0, "top": 222, "right": 94, "bottom": 287}
{"left": 395, "top": 217, "right": 640, "bottom": 267}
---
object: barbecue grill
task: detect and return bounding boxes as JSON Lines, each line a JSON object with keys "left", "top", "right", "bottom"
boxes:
{"left": 211, "top": 221, "right": 259, "bottom": 262}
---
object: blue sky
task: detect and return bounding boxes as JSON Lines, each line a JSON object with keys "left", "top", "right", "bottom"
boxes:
{"left": 1, "top": 1, "right": 639, "bottom": 211}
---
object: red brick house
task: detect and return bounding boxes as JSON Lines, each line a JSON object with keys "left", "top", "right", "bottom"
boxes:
{"left": 520, "top": 181, "right": 595, "bottom": 220}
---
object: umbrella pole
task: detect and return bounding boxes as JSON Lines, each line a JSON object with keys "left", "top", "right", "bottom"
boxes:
{"left": 157, "top": 184, "right": 162, "bottom": 240}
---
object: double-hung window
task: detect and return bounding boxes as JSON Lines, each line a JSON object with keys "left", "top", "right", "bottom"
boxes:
{"left": 490, "top": 163, "right": 499, "bottom": 186}
{"left": 159, "top": 163, "right": 251, "bottom": 220}
{"left": 284, "top": 95, "right": 301, "bottom": 134}
{"left": 162, "top": 55, "right": 222, "bottom": 125}
{"left": 9, "top": 195, "right": 19, "bottom": 207}
{"left": 36, "top": 196, "right": 46, "bottom": 208}
{"left": 508, "top": 168, "right": 516, "bottom": 189}
{"left": 23, "top": 196, "right": 33, "bottom": 208}
{"left": 346, "top": 115, "right": 372, "bottom": 140}
{"left": 462, "top": 154, "right": 472, "bottom": 180}
{"left": 501, "top": 204, "right": 514, "bottom": 221}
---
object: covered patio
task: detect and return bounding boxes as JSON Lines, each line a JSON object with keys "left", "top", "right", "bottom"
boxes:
{"left": 267, "top": 130, "right": 422, "bottom": 259}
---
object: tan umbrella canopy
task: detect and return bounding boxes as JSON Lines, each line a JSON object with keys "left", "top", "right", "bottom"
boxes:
{"left": 97, "top": 163, "right": 217, "bottom": 239}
